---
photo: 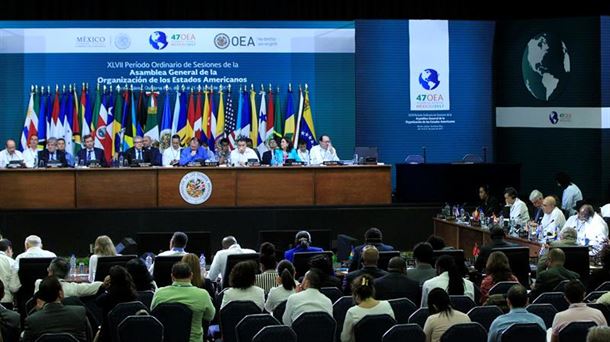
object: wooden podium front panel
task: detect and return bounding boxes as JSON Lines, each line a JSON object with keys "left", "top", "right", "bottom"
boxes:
{"left": 158, "top": 168, "right": 236, "bottom": 207}
{"left": 236, "top": 168, "right": 314, "bottom": 206}
{"left": 0, "top": 170, "right": 75, "bottom": 209}
{"left": 76, "top": 169, "right": 157, "bottom": 208}
{"left": 314, "top": 166, "right": 391, "bottom": 205}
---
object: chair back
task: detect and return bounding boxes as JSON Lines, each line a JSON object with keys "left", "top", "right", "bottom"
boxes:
{"left": 377, "top": 251, "right": 401, "bottom": 271}
{"left": 408, "top": 307, "right": 430, "bottom": 328}
{"left": 136, "top": 291, "right": 154, "bottom": 309}
{"left": 387, "top": 298, "right": 417, "bottom": 324}
{"left": 489, "top": 281, "right": 520, "bottom": 296}
{"left": 292, "top": 312, "right": 336, "bottom": 342}
{"left": 587, "top": 303, "right": 610, "bottom": 324}
{"left": 235, "top": 313, "right": 280, "bottom": 342}
{"left": 94, "top": 255, "right": 138, "bottom": 281}
{"left": 117, "top": 315, "right": 163, "bottom": 342}
{"left": 552, "top": 279, "right": 571, "bottom": 292}
{"left": 151, "top": 255, "right": 183, "bottom": 287}
{"left": 490, "top": 247, "right": 530, "bottom": 288}
{"left": 108, "top": 301, "right": 149, "bottom": 342}
{"left": 252, "top": 325, "right": 297, "bottom": 342}
{"left": 449, "top": 295, "right": 476, "bottom": 313}
{"left": 405, "top": 155, "right": 424, "bottom": 164}
{"left": 17, "top": 257, "right": 54, "bottom": 315}
{"left": 382, "top": 323, "right": 425, "bottom": 342}
{"left": 526, "top": 303, "right": 557, "bottom": 329}
{"left": 333, "top": 296, "right": 355, "bottom": 340}
{"left": 440, "top": 322, "right": 486, "bottom": 342}
{"left": 222, "top": 253, "right": 260, "bottom": 289}
{"left": 557, "top": 321, "right": 597, "bottom": 341}
{"left": 595, "top": 281, "right": 610, "bottom": 291}
{"left": 320, "top": 287, "right": 342, "bottom": 304}
{"left": 531, "top": 292, "right": 569, "bottom": 312}
{"left": 151, "top": 303, "right": 193, "bottom": 342}
{"left": 220, "top": 301, "right": 262, "bottom": 342}
{"left": 467, "top": 306, "right": 503, "bottom": 331}
{"left": 34, "top": 333, "right": 78, "bottom": 342}
{"left": 585, "top": 291, "right": 607, "bottom": 302}
{"left": 500, "top": 323, "right": 546, "bottom": 342}
{"left": 292, "top": 251, "right": 334, "bottom": 278}
{"left": 353, "top": 314, "right": 396, "bottom": 342}
{"left": 272, "top": 300, "right": 287, "bottom": 322}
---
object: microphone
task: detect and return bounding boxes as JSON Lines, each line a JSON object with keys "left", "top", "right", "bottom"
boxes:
{"left": 422, "top": 146, "right": 427, "bottom": 163}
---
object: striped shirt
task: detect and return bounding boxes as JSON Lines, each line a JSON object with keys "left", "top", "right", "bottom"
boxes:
{"left": 255, "top": 270, "right": 278, "bottom": 294}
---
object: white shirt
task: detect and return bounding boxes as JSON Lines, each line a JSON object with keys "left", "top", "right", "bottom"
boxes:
{"left": 265, "top": 285, "right": 296, "bottom": 313}
{"left": 0, "top": 252, "right": 21, "bottom": 303}
{"left": 282, "top": 288, "right": 333, "bottom": 326}
{"left": 540, "top": 207, "right": 567, "bottom": 240}
{"left": 340, "top": 301, "right": 395, "bottom": 342}
{"left": 162, "top": 147, "right": 181, "bottom": 166}
{"left": 229, "top": 148, "right": 259, "bottom": 166}
{"left": 14, "top": 247, "right": 57, "bottom": 271}
{"left": 310, "top": 145, "right": 339, "bottom": 165}
{"left": 562, "top": 184, "right": 583, "bottom": 216}
{"left": 509, "top": 198, "right": 530, "bottom": 227}
{"left": 296, "top": 149, "right": 310, "bottom": 165}
{"left": 565, "top": 213, "right": 608, "bottom": 255}
{"left": 601, "top": 204, "right": 610, "bottom": 218}
{"left": 220, "top": 286, "right": 265, "bottom": 310}
{"left": 421, "top": 271, "right": 475, "bottom": 307}
{"left": 22, "top": 148, "right": 38, "bottom": 168}
{"left": 0, "top": 149, "right": 24, "bottom": 168}
{"left": 34, "top": 278, "right": 103, "bottom": 297}
{"left": 206, "top": 244, "right": 256, "bottom": 282}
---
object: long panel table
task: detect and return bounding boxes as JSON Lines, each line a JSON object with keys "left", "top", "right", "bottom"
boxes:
{"left": 0, "top": 165, "right": 391, "bottom": 209}
{"left": 433, "top": 218, "right": 541, "bottom": 258}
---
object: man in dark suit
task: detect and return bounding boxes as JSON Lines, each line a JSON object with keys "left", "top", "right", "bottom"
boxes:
{"left": 261, "top": 138, "right": 278, "bottom": 165}
{"left": 75, "top": 134, "right": 107, "bottom": 167}
{"left": 348, "top": 227, "right": 394, "bottom": 272}
{"left": 38, "top": 137, "right": 67, "bottom": 167}
{"left": 474, "top": 226, "right": 517, "bottom": 272}
{"left": 530, "top": 248, "right": 579, "bottom": 300}
{"left": 374, "top": 256, "right": 420, "bottom": 304}
{"left": 143, "top": 135, "right": 162, "bottom": 166}
{"left": 22, "top": 276, "right": 89, "bottom": 342}
{"left": 125, "top": 136, "right": 152, "bottom": 165}
{"left": 0, "top": 279, "right": 20, "bottom": 342}
{"left": 343, "top": 245, "right": 387, "bottom": 294}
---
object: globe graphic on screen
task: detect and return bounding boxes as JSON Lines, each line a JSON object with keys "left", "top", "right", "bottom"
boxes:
{"left": 418, "top": 69, "right": 440, "bottom": 90}
{"left": 149, "top": 31, "right": 168, "bottom": 50}
{"left": 521, "top": 33, "right": 570, "bottom": 101}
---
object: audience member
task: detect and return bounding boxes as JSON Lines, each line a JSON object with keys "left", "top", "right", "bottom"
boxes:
{"left": 479, "top": 184, "right": 500, "bottom": 217}
{"left": 284, "top": 231, "right": 324, "bottom": 262}
{"left": 537, "top": 227, "right": 578, "bottom": 273}
{"left": 265, "top": 260, "right": 297, "bottom": 313}
{"left": 480, "top": 251, "right": 519, "bottom": 304}
{"left": 348, "top": 228, "right": 394, "bottom": 272}
{"left": 588, "top": 245, "right": 610, "bottom": 292}
{"left": 282, "top": 268, "right": 333, "bottom": 326}
{"left": 407, "top": 242, "right": 437, "bottom": 285}
{"left": 151, "top": 262, "right": 216, "bottom": 342}
{"left": 34, "top": 257, "right": 102, "bottom": 297}
{"left": 503, "top": 187, "right": 530, "bottom": 228}
{"left": 556, "top": 172, "right": 583, "bottom": 217}
{"left": 374, "top": 256, "right": 420, "bottom": 304}
{"left": 426, "top": 235, "right": 450, "bottom": 251}
{"left": 207, "top": 236, "right": 255, "bottom": 282}
{"left": 550, "top": 280, "right": 607, "bottom": 342}
{"left": 14, "top": 235, "right": 56, "bottom": 270}
{"left": 181, "top": 253, "right": 215, "bottom": 299}
{"left": 474, "top": 226, "right": 517, "bottom": 272}
{"left": 158, "top": 231, "right": 189, "bottom": 256}
{"left": 487, "top": 284, "right": 545, "bottom": 342}
{"left": 23, "top": 276, "right": 89, "bottom": 342}
{"left": 309, "top": 254, "right": 342, "bottom": 288}
{"left": 125, "top": 258, "right": 156, "bottom": 292}
{"left": 0, "top": 239, "right": 20, "bottom": 309}
{"left": 95, "top": 265, "right": 137, "bottom": 342}
{"left": 422, "top": 288, "right": 471, "bottom": 342}
{"left": 529, "top": 189, "right": 545, "bottom": 224}
{"left": 530, "top": 248, "right": 579, "bottom": 300}
{"left": 88, "top": 235, "right": 117, "bottom": 283}
{"left": 422, "top": 255, "right": 475, "bottom": 307}
{"left": 0, "top": 279, "right": 20, "bottom": 341}
{"left": 255, "top": 242, "right": 278, "bottom": 294}
{"left": 340, "top": 274, "right": 395, "bottom": 342}
{"left": 587, "top": 326, "right": 610, "bottom": 342}
{"left": 220, "top": 260, "right": 265, "bottom": 310}
{"left": 343, "top": 245, "right": 388, "bottom": 295}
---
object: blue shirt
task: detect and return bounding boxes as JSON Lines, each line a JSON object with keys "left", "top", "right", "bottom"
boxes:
{"left": 487, "top": 308, "right": 546, "bottom": 342}
{"left": 284, "top": 246, "right": 324, "bottom": 262}
{"left": 65, "top": 152, "right": 74, "bottom": 167}
{"left": 179, "top": 147, "right": 210, "bottom": 166}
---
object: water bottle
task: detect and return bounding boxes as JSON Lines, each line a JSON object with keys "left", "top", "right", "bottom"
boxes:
{"left": 69, "top": 254, "right": 77, "bottom": 275}
{"left": 352, "top": 153, "right": 359, "bottom": 165}
{"left": 118, "top": 155, "right": 124, "bottom": 168}
{"left": 145, "top": 255, "right": 153, "bottom": 269}
{"left": 78, "top": 262, "right": 85, "bottom": 275}
{"left": 199, "top": 253, "right": 206, "bottom": 275}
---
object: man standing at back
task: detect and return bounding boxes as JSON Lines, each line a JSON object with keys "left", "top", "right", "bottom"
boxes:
{"left": 14, "top": 235, "right": 56, "bottom": 271}
{"left": 206, "top": 236, "right": 255, "bottom": 282}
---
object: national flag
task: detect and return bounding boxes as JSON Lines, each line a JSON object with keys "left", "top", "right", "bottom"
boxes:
{"left": 284, "top": 88, "right": 296, "bottom": 141}
{"left": 234, "top": 86, "right": 244, "bottom": 140}
{"left": 20, "top": 90, "right": 39, "bottom": 151}
{"left": 49, "top": 90, "right": 63, "bottom": 140}
{"left": 266, "top": 88, "right": 275, "bottom": 141}
{"left": 80, "top": 85, "right": 91, "bottom": 146}
{"left": 136, "top": 88, "right": 146, "bottom": 137}
{"left": 239, "top": 89, "right": 251, "bottom": 139}
{"left": 216, "top": 89, "right": 225, "bottom": 141}
{"left": 63, "top": 90, "right": 74, "bottom": 155}
{"left": 57, "top": 90, "right": 68, "bottom": 141}
{"left": 273, "top": 87, "right": 283, "bottom": 138}
{"left": 194, "top": 90, "right": 203, "bottom": 141}
{"left": 72, "top": 86, "right": 81, "bottom": 155}
{"left": 249, "top": 87, "right": 258, "bottom": 147}
{"left": 171, "top": 89, "right": 181, "bottom": 136}
{"left": 201, "top": 89, "right": 210, "bottom": 142}
{"left": 90, "top": 86, "right": 101, "bottom": 135}
{"left": 159, "top": 89, "right": 172, "bottom": 152}
{"left": 122, "top": 88, "right": 136, "bottom": 150}
{"left": 208, "top": 89, "right": 217, "bottom": 151}
{"left": 144, "top": 90, "right": 159, "bottom": 141}
{"left": 112, "top": 86, "right": 124, "bottom": 157}
{"left": 224, "top": 89, "right": 237, "bottom": 148}
{"left": 105, "top": 91, "right": 115, "bottom": 160}
{"left": 296, "top": 87, "right": 318, "bottom": 149}
{"left": 256, "top": 90, "right": 268, "bottom": 154}
{"left": 37, "top": 90, "right": 48, "bottom": 145}
{"left": 174, "top": 90, "right": 189, "bottom": 146}
{"left": 186, "top": 90, "right": 196, "bottom": 141}
{"left": 94, "top": 93, "right": 112, "bottom": 162}
{"left": 293, "top": 87, "right": 305, "bottom": 146}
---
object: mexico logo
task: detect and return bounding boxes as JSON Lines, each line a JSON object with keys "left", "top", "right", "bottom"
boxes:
{"left": 179, "top": 171, "right": 213, "bottom": 205}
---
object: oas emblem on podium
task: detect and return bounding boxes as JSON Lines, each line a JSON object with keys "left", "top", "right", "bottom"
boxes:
{"left": 179, "top": 171, "right": 213, "bottom": 205}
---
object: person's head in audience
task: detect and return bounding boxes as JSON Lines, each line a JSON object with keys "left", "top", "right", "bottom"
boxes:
{"left": 94, "top": 235, "right": 117, "bottom": 256}
{"left": 504, "top": 187, "right": 519, "bottom": 206}
{"left": 277, "top": 260, "right": 297, "bottom": 291}
{"left": 546, "top": 248, "right": 566, "bottom": 268}
{"left": 351, "top": 274, "right": 376, "bottom": 304}
{"left": 364, "top": 227, "right": 383, "bottom": 244}
{"left": 170, "top": 231, "right": 188, "bottom": 251}
{"left": 413, "top": 242, "right": 434, "bottom": 266}
{"left": 427, "top": 288, "right": 453, "bottom": 316}
{"left": 558, "top": 227, "right": 577, "bottom": 242}
{"left": 529, "top": 189, "right": 544, "bottom": 208}
{"left": 222, "top": 236, "right": 237, "bottom": 249}
{"left": 600, "top": 245, "right": 610, "bottom": 270}
{"left": 259, "top": 242, "right": 277, "bottom": 272}
{"left": 435, "top": 255, "right": 464, "bottom": 295}
{"left": 309, "top": 254, "right": 333, "bottom": 277}
{"left": 564, "top": 279, "right": 585, "bottom": 304}
{"left": 57, "top": 138, "right": 67, "bottom": 152}
{"left": 302, "top": 268, "right": 323, "bottom": 290}
{"left": 485, "top": 251, "right": 513, "bottom": 282}
{"left": 47, "top": 257, "right": 69, "bottom": 280}
{"left": 107, "top": 265, "right": 137, "bottom": 300}
{"left": 387, "top": 257, "right": 406, "bottom": 274}
{"left": 37, "top": 276, "right": 64, "bottom": 304}
{"left": 171, "top": 262, "right": 193, "bottom": 283}
{"left": 578, "top": 204, "right": 595, "bottom": 222}
{"left": 542, "top": 196, "right": 557, "bottom": 215}
{"left": 489, "top": 226, "right": 506, "bottom": 241}
{"left": 24, "top": 235, "right": 43, "bottom": 251}
{"left": 298, "top": 139, "right": 308, "bottom": 152}
{"left": 0, "top": 239, "right": 13, "bottom": 258}
{"left": 229, "top": 260, "right": 257, "bottom": 290}
{"left": 361, "top": 245, "right": 380, "bottom": 268}
{"left": 125, "top": 258, "right": 154, "bottom": 291}
{"left": 555, "top": 172, "right": 573, "bottom": 189}
{"left": 587, "top": 326, "right": 610, "bottom": 342}
{"left": 479, "top": 185, "right": 491, "bottom": 202}
{"left": 294, "top": 231, "right": 312, "bottom": 249}
{"left": 181, "top": 254, "right": 204, "bottom": 288}
{"left": 426, "top": 235, "right": 446, "bottom": 250}
{"left": 506, "top": 284, "right": 528, "bottom": 309}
